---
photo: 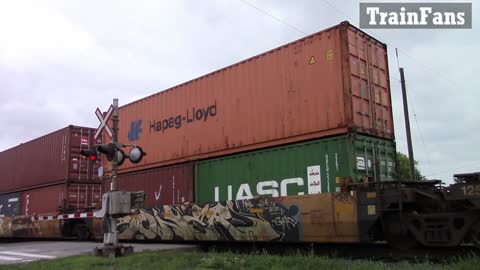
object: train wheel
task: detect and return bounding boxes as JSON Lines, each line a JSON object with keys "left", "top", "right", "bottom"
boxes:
{"left": 384, "top": 214, "right": 418, "bottom": 250}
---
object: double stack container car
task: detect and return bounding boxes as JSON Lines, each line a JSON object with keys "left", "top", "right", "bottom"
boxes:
{"left": 0, "top": 126, "right": 102, "bottom": 217}
{"left": 4, "top": 21, "right": 434, "bottom": 245}
{"left": 2, "top": 21, "right": 479, "bottom": 249}
{"left": 102, "top": 21, "right": 396, "bottom": 205}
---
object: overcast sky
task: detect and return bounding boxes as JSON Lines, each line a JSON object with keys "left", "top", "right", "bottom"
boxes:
{"left": 0, "top": 0, "right": 478, "bottom": 184}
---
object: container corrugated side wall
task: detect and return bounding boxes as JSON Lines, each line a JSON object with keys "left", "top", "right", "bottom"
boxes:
{"left": 0, "top": 128, "right": 68, "bottom": 192}
{"left": 195, "top": 134, "right": 396, "bottom": 203}
{"left": 104, "top": 163, "right": 194, "bottom": 208}
{"left": 0, "top": 126, "right": 99, "bottom": 193}
{"left": 20, "top": 183, "right": 102, "bottom": 216}
{"left": 109, "top": 22, "right": 394, "bottom": 174}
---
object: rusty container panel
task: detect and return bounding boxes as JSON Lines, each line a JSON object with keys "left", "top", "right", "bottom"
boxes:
{"left": 20, "top": 183, "right": 102, "bottom": 216}
{"left": 110, "top": 21, "right": 393, "bottom": 173}
{"left": 0, "top": 193, "right": 21, "bottom": 217}
{"left": 0, "top": 125, "right": 101, "bottom": 193}
{"left": 0, "top": 216, "right": 63, "bottom": 238}
{"left": 104, "top": 163, "right": 194, "bottom": 208}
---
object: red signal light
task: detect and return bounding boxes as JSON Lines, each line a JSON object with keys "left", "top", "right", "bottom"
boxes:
{"left": 80, "top": 149, "right": 98, "bottom": 162}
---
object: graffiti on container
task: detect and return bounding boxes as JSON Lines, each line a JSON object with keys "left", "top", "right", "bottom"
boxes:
{"left": 116, "top": 198, "right": 301, "bottom": 241}
{"left": 128, "top": 120, "right": 143, "bottom": 141}
{"left": 148, "top": 101, "right": 217, "bottom": 135}
{"left": 154, "top": 185, "right": 163, "bottom": 201}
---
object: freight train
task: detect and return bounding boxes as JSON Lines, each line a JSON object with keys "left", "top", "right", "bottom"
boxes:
{"left": 0, "top": 21, "right": 479, "bottom": 249}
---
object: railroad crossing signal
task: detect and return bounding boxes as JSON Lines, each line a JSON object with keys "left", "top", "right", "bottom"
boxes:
{"left": 128, "top": 146, "right": 145, "bottom": 164}
{"left": 80, "top": 148, "right": 99, "bottom": 161}
{"left": 93, "top": 143, "right": 145, "bottom": 167}
{"left": 92, "top": 98, "right": 146, "bottom": 257}
{"left": 94, "top": 106, "right": 114, "bottom": 139}
{"left": 91, "top": 99, "right": 146, "bottom": 167}
{"left": 96, "top": 143, "right": 126, "bottom": 166}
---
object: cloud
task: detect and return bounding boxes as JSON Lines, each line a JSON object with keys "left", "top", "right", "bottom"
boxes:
{"left": 0, "top": 2, "right": 96, "bottom": 68}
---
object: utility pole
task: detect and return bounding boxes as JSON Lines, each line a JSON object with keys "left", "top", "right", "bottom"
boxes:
{"left": 399, "top": 68, "right": 416, "bottom": 181}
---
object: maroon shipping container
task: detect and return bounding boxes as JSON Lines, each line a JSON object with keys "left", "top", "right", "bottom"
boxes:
{"left": 104, "top": 163, "right": 194, "bottom": 208}
{"left": 0, "top": 125, "right": 102, "bottom": 193}
{"left": 107, "top": 21, "right": 394, "bottom": 173}
{"left": 20, "top": 183, "right": 102, "bottom": 216}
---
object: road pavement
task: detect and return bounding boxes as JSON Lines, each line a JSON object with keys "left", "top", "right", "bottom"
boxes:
{"left": 0, "top": 240, "right": 196, "bottom": 265}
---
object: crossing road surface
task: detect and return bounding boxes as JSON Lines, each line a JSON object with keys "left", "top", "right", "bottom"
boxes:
{"left": 0, "top": 241, "right": 196, "bottom": 265}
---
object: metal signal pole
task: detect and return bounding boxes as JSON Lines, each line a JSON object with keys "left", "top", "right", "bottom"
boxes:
{"left": 111, "top": 98, "right": 119, "bottom": 191}
{"left": 399, "top": 68, "right": 416, "bottom": 181}
{"left": 94, "top": 98, "right": 134, "bottom": 257}
{"left": 107, "top": 98, "right": 119, "bottom": 247}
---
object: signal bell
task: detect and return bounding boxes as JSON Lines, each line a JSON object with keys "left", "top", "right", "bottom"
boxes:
{"left": 128, "top": 146, "right": 145, "bottom": 164}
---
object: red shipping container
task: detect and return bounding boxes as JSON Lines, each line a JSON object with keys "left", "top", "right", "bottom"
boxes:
{"left": 103, "top": 163, "right": 194, "bottom": 208}
{"left": 108, "top": 21, "right": 394, "bottom": 173}
{"left": 0, "top": 126, "right": 102, "bottom": 193}
{"left": 20, "top": 183, "right": 102, "bottom": 216}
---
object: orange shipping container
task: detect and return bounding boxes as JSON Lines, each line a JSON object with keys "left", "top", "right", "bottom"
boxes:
{"left": 114, "top": 21, "right": 394, "bottom": 173}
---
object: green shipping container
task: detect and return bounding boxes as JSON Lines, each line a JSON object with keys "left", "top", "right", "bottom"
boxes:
{"left": 195, "top": 134, "right": 396, "bottom": 203}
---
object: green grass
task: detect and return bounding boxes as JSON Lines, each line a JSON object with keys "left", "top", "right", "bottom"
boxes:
{"left": 0, "top": 250, "right": 479, "bottom": 270}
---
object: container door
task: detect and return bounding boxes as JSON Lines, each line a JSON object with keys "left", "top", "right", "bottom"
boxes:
{"left": 69, "top": 127, "right": 102, "bottom": 182}
{"left": 66, "top": 183, "right": 102, "bottom": 212}
{"left": 352, "top": 135, "right": 396, "bottom": 182}
{"left": 347, "top": 27, "right": 393, "bottom": 139}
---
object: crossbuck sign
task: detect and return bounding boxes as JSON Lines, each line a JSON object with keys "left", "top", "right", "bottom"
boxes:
{"left": 94, "top": 105, "right": 114, "bottom": 139}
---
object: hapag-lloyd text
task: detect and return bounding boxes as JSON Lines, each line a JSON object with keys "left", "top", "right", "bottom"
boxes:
{"left": 150, "top": 101, "right": 217, "bottom": 134}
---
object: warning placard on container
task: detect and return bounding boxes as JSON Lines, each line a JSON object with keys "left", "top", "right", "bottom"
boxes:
{"left": 356, "top": 157, "right": 366, "bottom": 170}
{"left": 307, "top": 165, "right": 321, "bottom": 194}
{"left": 81, "top": 136, "right": 89, "bottom": 145}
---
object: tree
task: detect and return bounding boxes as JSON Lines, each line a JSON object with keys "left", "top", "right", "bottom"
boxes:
{"left": 396, "top": 152, "right": 426, "bottom": 180}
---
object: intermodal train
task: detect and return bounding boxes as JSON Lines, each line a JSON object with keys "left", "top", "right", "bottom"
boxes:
{"left": 0, "top": 21, "right": 479, "bottom": 249}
